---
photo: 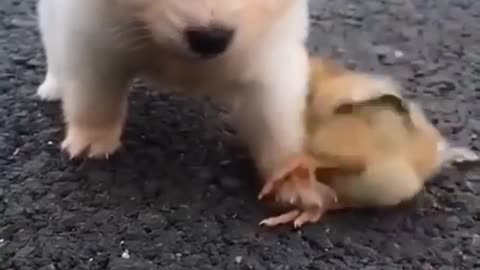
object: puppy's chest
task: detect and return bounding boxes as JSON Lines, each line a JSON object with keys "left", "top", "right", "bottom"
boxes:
{"left": 141, "top": 55, "right": 246, "bottom": 96}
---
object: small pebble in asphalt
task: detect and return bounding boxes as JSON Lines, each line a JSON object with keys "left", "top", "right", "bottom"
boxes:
{"left": 122, "top": 250, "right": 131, "bottom": 259}
{"left": 235, "top": 256, "right": 243, "bottom": 264}
{"left": 472, "top": 234, "right": 480, "bottom": 247}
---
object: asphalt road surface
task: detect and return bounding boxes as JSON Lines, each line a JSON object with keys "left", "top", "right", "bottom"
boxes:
{"left": 1, "top": 0, "right": 480, "bottom": 269}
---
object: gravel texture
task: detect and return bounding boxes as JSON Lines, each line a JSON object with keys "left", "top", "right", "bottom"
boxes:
{"left": 1, "top": 0, "right": 480, "bottom": 269}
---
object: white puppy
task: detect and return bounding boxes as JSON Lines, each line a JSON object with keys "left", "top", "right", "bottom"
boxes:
{"left": 36, "top": 0, "right": 310, "bottom": 184}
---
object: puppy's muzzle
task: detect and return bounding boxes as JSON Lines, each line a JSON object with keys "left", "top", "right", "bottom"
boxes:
{"left": 184, "top": 25, "right": 234, "bottom": 58}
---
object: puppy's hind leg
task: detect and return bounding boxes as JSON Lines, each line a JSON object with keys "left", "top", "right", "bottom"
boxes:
{"left": 37, "top": 73, "right": 63, "bottom": 101}
{"left": 36, "top": 0, "right": 63, "bottom": 101}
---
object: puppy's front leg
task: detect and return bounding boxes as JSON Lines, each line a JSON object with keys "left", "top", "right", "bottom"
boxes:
{"left": 234, "top": 44, "right": 309, "bottom": 185}
{"left": 61, "top": 77, "right": 129, "bottom": 159}
{"left": 234, "top": 45, "right": 341, "bottom": 227}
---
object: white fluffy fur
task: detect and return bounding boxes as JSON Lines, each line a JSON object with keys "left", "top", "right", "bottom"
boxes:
{"left": 36, "top": 0, "right": 310, "bottom": 179}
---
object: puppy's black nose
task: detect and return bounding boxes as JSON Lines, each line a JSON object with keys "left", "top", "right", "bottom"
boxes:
{"left": 185, "top": 26, "right": 234, "bottom": 58}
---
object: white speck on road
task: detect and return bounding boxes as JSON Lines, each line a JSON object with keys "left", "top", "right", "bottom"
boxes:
{"left": 121, "top": 249, "right": 130, "bottom": 259}
{"left": 235, "top": 256, "right": 243, "bottom": 264}
{"left": 394, "top": 50, "right": 404, "bottom": 58}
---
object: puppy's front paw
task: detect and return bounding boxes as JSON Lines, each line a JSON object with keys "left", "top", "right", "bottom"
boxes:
{"left": 61, "top": 123, "right": 122, "bottom": 159}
